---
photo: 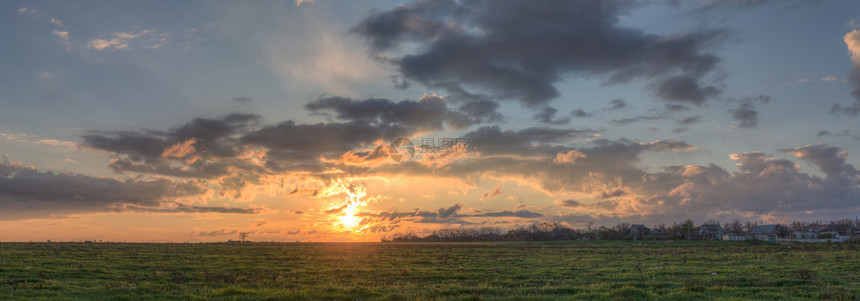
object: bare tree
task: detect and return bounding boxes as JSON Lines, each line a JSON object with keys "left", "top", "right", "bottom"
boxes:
{"left": 239, "top": 232, "right": 249, "bottom": 242}
{"left": 726, "top": 219, "right": 743, "bottom": 233}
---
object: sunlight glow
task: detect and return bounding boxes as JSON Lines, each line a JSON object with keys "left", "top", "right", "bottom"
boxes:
{"left": 324, "top": 181, "right": 368, "bottom": 231}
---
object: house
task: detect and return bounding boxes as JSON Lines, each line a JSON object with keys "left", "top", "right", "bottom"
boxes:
{"left": 751, "top": 224, "right": 778, "bottom": 241}
{"left": 785, "top": 223, "right": 851, "bottom": 242}
{"left": 629, "top": 224, "right": 669, "bottom": 240}
{"left": 722, "top": 233, "right": 751, "bottom": 241}
{"left": 794, "top": 224, "right": 832, "bottom": 239}
{"left": 630, "top": 224, "right": 648, "bottom": 239}
{"left": 698, "top": 222, "right": 724, "bottom": 240}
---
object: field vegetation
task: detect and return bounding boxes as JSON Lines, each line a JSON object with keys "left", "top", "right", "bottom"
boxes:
{"left": 2, "top": 241, "right": 859, "bottom": 300}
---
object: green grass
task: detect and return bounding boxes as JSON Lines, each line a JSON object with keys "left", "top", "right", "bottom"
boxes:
{"left": 1, "top": 241, "right": 858, "bottom": 300}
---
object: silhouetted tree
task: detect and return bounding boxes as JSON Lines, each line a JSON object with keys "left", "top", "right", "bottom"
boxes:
{"left": 727, "top": 219, "right": 744, "bottom": 233}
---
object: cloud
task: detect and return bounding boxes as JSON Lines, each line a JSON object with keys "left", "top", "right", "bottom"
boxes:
{"left": 730, "top": 102, "right": 759, "bottom": 127}
{"left": 87, "top": 30, "right": 165, "bottom": 50}
{"left": 692, "top": 0, "right": 825, "bottom": 13}
{"left": 533, "top": 107, "right": 571, "bottom": 125}
{"left": 553, "top": 150, "right": 587, "bottom": 165}
{"left": 18, "top": 7, "right": 37, "bottom": 14}
{"left": 557, "top": 199, "right": 582, "bottom": 207}
{"left": 36, "top": 139, "right": 78, "bottom": 149}
{"left": 605, "top": 99, "right": 629, "bottom": 111}
{"left": 161, "top": 138, "right": 199, "bottom": 160}
{"left": 50, "top": 18, "right": 63, "bottom": 26}
{"left": 192, "top": 229, "right": 239, "bottom": 237}
{"left": 52, "top": 30, "right": 69, "bottom": 41}
{"left": 437, "top": 203, "right": 463, "bottom": 218}
{"left": 82, "top": 114, "right": 263, "bottom": 190}
{"left": 677, "top": 116, "right": 702, "bottom": 125}
{"left": 664, "top": 104, "right": 690, "bottom": 112}
{"left": 294, "top": 0, "right": 316, "bottom": 6}
{"left": 821, "top": 75, "right": 838, "bottom": 82}
{"left": 305, "top": 94, "right": 473, "bottom": 130}
{"left": 88, "top": 39, "right": 128, "bottom": 50}
{"left": 832, "top": 30, "right": 860, "bottom": 116}
{"left": 471, "top": 209, "right": 544, "bottom": 218}
{"left": 729, "top": 95, "right": 770, "bottom": 128}
{"left": 233, "top": 97, "right": 254, "bottom": 103}
{"left": 782, "top": 144, "right": 858, "bottom": 179}
{"left": 610, "top": 115, "right": 669, "bottom": 126}
{"left": 461, "top": 125, "right": 594, "bottom": 155}
{"left": 115, "top": 202, "right": 263, "bottom": 214}
{"left": 817, "top": 130, "right": 860, "bottom": 141}
{"left": 353, "top": 0, "right": 726, "bottom": 106}
{"left": 84, "top": 113, "right": 258, "bottom": 161}
{"left": 656, "top": 75, "right": 721, "bottom": 105}
{"left": 0, "top": 156, "right": 206, "bottom": 220}
{"left": 482, "top": 185, "right": 504, "bottom": 199}
{"left": 571, "top": 109, "right": 592, "bottom": 118}
{"left": 240, "top": 120, "right": 408, "bottom": 163}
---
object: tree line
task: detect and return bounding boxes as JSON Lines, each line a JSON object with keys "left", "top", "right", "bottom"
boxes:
{"left": 381, "top": 218, "right": 860, "bottom": 242}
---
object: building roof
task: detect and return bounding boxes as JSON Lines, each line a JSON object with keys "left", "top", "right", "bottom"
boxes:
{"left": 806, "top": 224, "right": 830, "bottom": 232}
{"left": 751, "top": 224, "right": 778, "bottom": 234}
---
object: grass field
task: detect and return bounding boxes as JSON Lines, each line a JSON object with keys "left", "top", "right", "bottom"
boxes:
{"left": 1, "top": 241, "right": 858, "bottom": 300}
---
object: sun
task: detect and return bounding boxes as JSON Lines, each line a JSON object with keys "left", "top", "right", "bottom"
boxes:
{"left": 338, "top": 201, "right": 363, "bottom": 229}
{"left": 324, "top": 181, "right": 369, "bottom": 231}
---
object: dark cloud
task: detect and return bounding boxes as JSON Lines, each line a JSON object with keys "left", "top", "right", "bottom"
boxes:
{"left": 241, "top": 120, "right": 407, "bottom": 161}
{"left": 451, "top": 98, "right": 504, "bottom": 125}
{"left": 830, "top": 103, "right": 860, "bottom": 117}
{"left": 817, "top": 130, "right": 860, "bottom": 141}
{"left": 693, "top": 0, "right": 827, "bottom": 13}
{"left": 610, "top": 115, "right": 669, "bottom": 125}
{"left": 82, "top": 113, "right": 261, "bottom": 178}
{"left": 599, "top": 189, "right": 626, "bottom": 199}
{"left": 656, "top": 75, "right": 721, "bottom": 105}
{"left": 305, "top": 94, "right": 468, "bottom": 130}
{"left": 533, "top": 107, "right": 571, "bottom": 125}
{"left": 782, "top": 144, "right": 858, "bottom": 180}
{"left": 390, "top": 76, "right": 410, "bottom": 89}
{"left": 437, "top": 203, "right": 463, "bottom": 218}
{"left": 353, "top": 0, "right": 727, "bottom": 106}
{"left": 233, "top": 97, "right": 254, "bottom": 103}
{"left": 115, "top": 202, "right": 262, "bottom": 214}
{"left": 677, "top": 116, "right": 703, "bottom": 125}
{"left": 461, "top": 125, "right": 594, "bottom": 155}
{"left": 0, "top": 156, "right": 206, "bottom": 220}
{"left": 358, "top": 203, "right": 543, "bottom": 230}
{"left": 730, "top": 102, "right": 759, "bottom": 127}
{"left": 192, "top": 229, "right": 239, "bottom": 237}
{"left": 605, "top": 99, "right": 629, "bottom": 111}
{"left": 471, "top": 209, "right": 543, "bottom": 218}
{"left": 571, "top": 109, "right": 592, "bottom": 118}
{"left": 558, "top": 199, "right": 582, "bottom": 207}
{"left": 664, "top": 104, "right": 691, "bottom": 112}
{"left": 729, "top": 95, "right": 770, "bottom": 128}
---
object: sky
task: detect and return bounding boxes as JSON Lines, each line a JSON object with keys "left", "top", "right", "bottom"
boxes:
{"left": 2, "top": 0, "right": 860, "bottom": 242}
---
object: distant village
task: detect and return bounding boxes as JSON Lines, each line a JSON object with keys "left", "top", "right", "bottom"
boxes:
{"left": 383, "top": 218, "right": 860, "bottom": 243}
